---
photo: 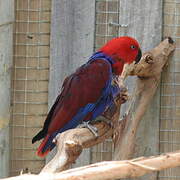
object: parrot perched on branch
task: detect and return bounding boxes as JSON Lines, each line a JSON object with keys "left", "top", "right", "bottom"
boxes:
{"left": 32, "top": 36, "right": 142, "bottom": 157}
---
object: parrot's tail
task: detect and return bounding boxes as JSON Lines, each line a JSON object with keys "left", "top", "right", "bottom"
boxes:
{"left": 37, "top": 134, "right": 51, "bottom": 157}
{"left": 32, "top": 129, "right": 46, "bottom": 144}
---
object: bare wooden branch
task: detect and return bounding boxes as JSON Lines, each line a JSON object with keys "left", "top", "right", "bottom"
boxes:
{"left": 41, "top": 121, "right": 113, "bottom": 173}
{"left": 113, "top": 37, "right": 175, "bottom": 160}
{"left": 3, "top": 150, "right": 180, "bottom": 180}
{"left": 41, "top": 83, "right": 125, "bottom": 173}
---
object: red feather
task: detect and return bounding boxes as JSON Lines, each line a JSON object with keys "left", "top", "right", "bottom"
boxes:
{"left": 100, "top": 36, "right": 140, "bottom": 64}
{"left": 47, "top": 59, "right": 110, "bottom": 134}
{"left": 37, "top": 135, "right": 51, "bottom": 157}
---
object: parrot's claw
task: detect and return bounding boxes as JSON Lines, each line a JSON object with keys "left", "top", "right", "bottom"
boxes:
{"left": 79, "top": 121, "right": 98, "bottom": 137}
{"left": 115, "top": 87, "right": 129, "bottom": 104}
{"left": 53, "top": 133, "right": 61, "bottom": 143}
{"left": 93, "top": 116, "right": 113, "bottom": 127}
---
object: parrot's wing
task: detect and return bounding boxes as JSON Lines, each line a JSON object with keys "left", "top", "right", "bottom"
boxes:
{"left": 47, "top": 59, "right": 111, "bottom": 134}
{"left": 32, "top": 59, "right": 111, "bottom": 143}
{"left": 31, "top": 94, "right": 62, "bottom": 144}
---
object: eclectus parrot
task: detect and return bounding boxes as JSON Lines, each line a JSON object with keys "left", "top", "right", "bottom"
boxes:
{"left": 32, "top": 36, "right": 142, "bottom": 157}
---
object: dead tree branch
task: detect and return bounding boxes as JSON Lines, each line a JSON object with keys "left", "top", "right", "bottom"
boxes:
{"left": 113, "top": 37, "right": 175, "bottom": 160}
{"left": 3, "top": 150, "right": 180, "bottom": 180}
{"left": 40, "top": 37, "right": 175, "bottom": 173}
{"left": 41, "top": 121, "right": 112, "bottom": 173}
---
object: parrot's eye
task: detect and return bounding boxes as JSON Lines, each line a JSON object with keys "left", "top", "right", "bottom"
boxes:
{"left": 130, "top": 45, "right": 136, "bottom": 49}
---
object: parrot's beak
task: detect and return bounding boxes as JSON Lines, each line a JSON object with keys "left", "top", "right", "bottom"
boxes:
{"left": 135, "top": 48, "right": 142, "bottom": 64}
{"left": 118, "top": 49, "right": 142, "bottom": 87}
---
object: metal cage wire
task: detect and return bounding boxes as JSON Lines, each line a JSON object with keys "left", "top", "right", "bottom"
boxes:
{"left": 159, "top": 0, "right": 180, "bottom": 179}
{"left": 10, "top": 0, "right": 51, "bottom": 176}
{"left": 91, "top": 0, "right": 121, "bottom": 163}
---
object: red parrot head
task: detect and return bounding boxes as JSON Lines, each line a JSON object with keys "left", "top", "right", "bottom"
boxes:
{"left": 99, "top": 36, "right": 142, "bottom": 75}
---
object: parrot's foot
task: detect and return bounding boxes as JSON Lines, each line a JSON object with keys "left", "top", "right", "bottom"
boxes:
{"left": 53, "top": 133, "right": 61, "bottom": 143}
{"left": 79, "top": 121, "right": 98, "bottom": 137}
{"left": 92, "top": 116, "right": 113, "bottom": 127}
{"left": 115, "top": 87, "right": 129, "bottom": 104}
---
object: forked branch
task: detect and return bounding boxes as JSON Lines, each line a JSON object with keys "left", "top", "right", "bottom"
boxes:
{"left": 40, "top": 37, "right": 175, "bottom": 173}
{"left": 113, "top": 37, "right": 175, "bottom": 160}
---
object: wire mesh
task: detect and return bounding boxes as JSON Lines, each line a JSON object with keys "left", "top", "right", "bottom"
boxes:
{"left": 94, "top": 0, "right": 121, "bottom": 51}
{"left": 10, "top": 0, "right": 51, "bottom": 176}
{"left": 91, "top": 0, "right": 121, "bottom": 163}
{"left": 159, "top": 0, "right": 180, "bottom": 179}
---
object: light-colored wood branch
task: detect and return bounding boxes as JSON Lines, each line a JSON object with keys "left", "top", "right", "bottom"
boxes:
{"left": 113, "top": 37, "right": 175, "bottom": 160}
{"left": 3, "top": 150, "right": 180, "bottom": 180}
{"left": 41, "top": 121, "right": 113, "bottom": 173}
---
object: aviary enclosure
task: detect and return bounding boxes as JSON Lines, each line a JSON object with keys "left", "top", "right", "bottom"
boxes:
{"left": 0, "top": 0, "right": 179, "bottom": 179}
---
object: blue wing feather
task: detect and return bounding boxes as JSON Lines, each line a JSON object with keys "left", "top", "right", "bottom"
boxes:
{"left": 41, "top": 52, "right": 121, "bottom": 153}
